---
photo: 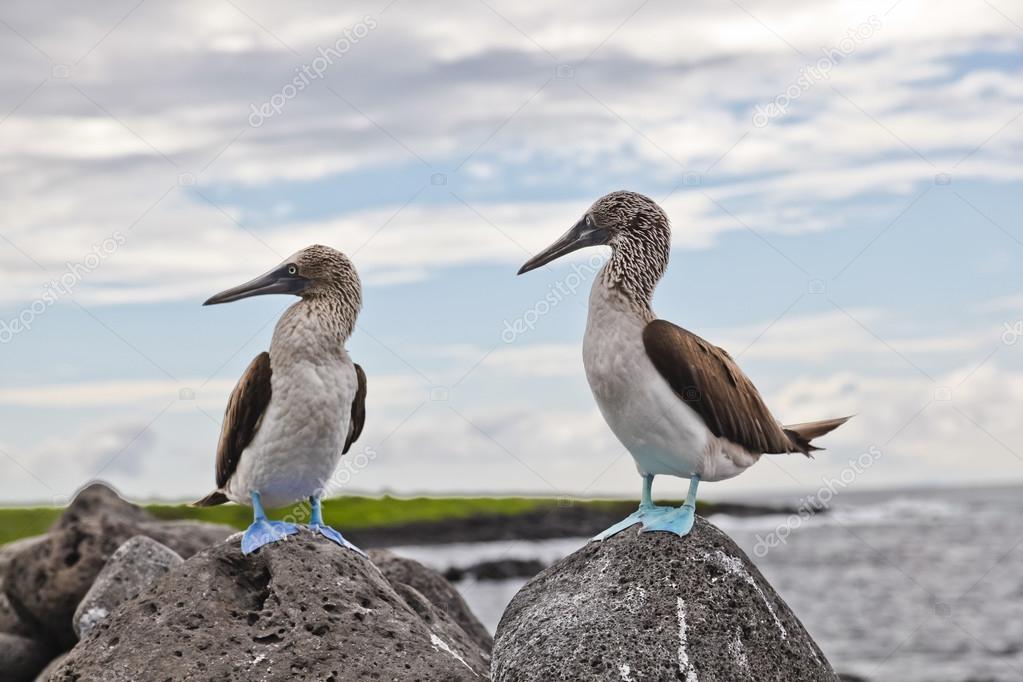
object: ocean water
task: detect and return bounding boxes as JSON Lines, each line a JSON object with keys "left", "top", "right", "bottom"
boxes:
{"left": 392, "top": 486, "right": 1023, "bottom": 682}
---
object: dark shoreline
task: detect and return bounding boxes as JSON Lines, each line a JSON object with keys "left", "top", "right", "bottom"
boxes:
{"left": 348, "top": 499, "right": 807, "bottom": 548}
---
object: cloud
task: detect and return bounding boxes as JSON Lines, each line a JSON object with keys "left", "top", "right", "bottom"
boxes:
{"left": 710, "top": 308, "right": 1002, "bottom": 365}
{"left": 0, "top": 374, "right": 427, "bottom": 410}
{"left": 429, "top": 306, "right": 1009, "bottom": 387}
{"left": 2, "top": 419, "right": 160, "bottom": 502}
{"left": 478, "top": 344, "right": 582, "bottom": 377}
{"left": 770, "top": 362, "right": 1023, "bottom": 478}
{"left": 0, "top": 1, "right": 1020, "bottom": 503}
{"left": 0, "top": 379, "right": 233, "bottom": 409}
{"left": 980, "top": 292, "right": 1023, "bottom": 314}
{"left": 328, "top": 358, "right": 1023, "bottom": 499}
{"left": 0, "top": 0, "right": 1020, "bottom": 309}
{"left": 1, "top": 340, "right": 1020, "bottom": 503}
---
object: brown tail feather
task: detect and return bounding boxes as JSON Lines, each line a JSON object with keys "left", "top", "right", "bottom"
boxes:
{"left": 192, "top": 490, "right": 229, "bottom": 507}
{"left": 783, "top": 415, "right": 852, "bottom": 454}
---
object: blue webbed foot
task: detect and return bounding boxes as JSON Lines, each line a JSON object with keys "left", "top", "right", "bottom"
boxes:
{"left": 592, "top": 474, "right": 699, "bottom": 541}
{"left": 639, "top": 503, "right": 695, "bottom": 537}
{"left": 241, "top": 519, "right": 299, "bottom": 555}
{"left": 592, "top": 506, "right": 650, "bottom": 541}
{"left": 307, "top": 523, "right": 366, "bottom": 556}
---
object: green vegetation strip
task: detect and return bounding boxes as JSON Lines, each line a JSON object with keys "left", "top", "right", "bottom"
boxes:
{"left": 0, "top": 507, "right": 64, "bottom": 547}
{"left": 0, "top": 495, "right": 704, "bottom": 547}
{"left": 0, "top": 496, "right": 559, "bottom": 547}
{"left": 144, "top": 496, "right": 561, "bottom": 531}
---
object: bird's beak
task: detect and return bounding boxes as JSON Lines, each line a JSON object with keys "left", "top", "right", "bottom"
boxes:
{"left": 203, "top": 264, "right": 312, "bottom": 306}
{"left": 517, "top": 216, "right": 609, "bottom": 275}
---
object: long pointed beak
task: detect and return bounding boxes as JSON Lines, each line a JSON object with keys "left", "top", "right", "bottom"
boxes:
{"left": 203, "top": 264, "right": 311, "bottom": 306}
{"left": 517, "top": 217, "right": 609, "bottom": 275}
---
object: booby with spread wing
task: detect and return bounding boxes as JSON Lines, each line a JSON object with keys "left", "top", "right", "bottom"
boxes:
{"left": 518, "top": 191, "right": 849, "bottom": 539}
{"left": 194, "top": 245, "right": 367, "bottom": 555}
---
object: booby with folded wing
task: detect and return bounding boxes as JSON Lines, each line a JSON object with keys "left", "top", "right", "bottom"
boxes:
{"left": 194, "top": 244, "right": 367, "bottom": 555}
{"left": 518, "top": 191, "right": 849, "bottom": 538}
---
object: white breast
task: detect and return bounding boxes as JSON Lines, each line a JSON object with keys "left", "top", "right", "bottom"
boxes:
{"left": 582, "top": 282, "right": 759, "bottom": 482}
{"left": 226, "top": 310, "right": 357, "bottom": 508}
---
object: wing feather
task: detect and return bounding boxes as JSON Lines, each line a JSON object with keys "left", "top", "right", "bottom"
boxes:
{"left": 342, "top": 363, "right": 367, "bottom": 454}
{"left": 642, "top": 320, "right": 805, "bottom": 455}
{"left": 215, "top": 351, "right": 273, "bottom": 488}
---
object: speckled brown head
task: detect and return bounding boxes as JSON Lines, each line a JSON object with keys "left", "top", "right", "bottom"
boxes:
{"left": 289, "top": 244, "right": 361, "bottom": 303}
{"left": 586, "top": 191, "right": 670, "bottom": 249}
{"left": 518, "top": 191, "right": 670, "bottom": 303}
{"left": 203, "top": 244, "right": 362, "bottom": 312}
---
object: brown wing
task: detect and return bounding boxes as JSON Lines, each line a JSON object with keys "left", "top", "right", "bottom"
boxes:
{"left": 342, "top": 363, "right": 367, "bottom": 454}
{"left": 215, "top": 351, "right": 273, "bottom": 488}
{"left": 642, "top": 319, "right": 806, "bottom": 455}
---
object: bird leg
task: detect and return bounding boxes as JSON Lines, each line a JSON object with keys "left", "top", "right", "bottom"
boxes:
{"left": 241, "top": 491, "right": 299, "bottom": 555}
{"left": 640, "top": 475, "right": 699, "bottom": 537}
{"left": 592, "top": 474, "right": 700, "bottom": 541}
{"left": 306, "top": 496, "right": 365, "bottom": 556}
{"left": 592, "top": 474, "right": 659, "bottom": 541}
{"left": 639, "top": 474, "right": 655, "bottom": 510}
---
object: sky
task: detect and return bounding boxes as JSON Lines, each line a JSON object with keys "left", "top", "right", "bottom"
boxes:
{"left": 0, "top": 0, "right": 1021, "bottom": 505}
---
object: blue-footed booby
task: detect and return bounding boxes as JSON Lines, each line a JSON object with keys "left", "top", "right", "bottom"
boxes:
{"left": 518, "top": 191, "right": 849, "bottom": 539}
{"left": 194, "top": 245, "right": 368, "bottom": 555}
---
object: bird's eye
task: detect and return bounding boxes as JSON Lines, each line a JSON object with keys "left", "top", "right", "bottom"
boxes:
{"left": 584, "top": 215, "right": 593, "bottom": 227}
{"left": 287, "top": 265, "right": 298, "bottom": 275}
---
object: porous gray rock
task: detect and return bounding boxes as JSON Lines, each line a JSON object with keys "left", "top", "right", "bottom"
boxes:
{"left": 139, "top": 519, "right": 241, "bottom": 557}
{"left": 369, "top": 548, "right": 494, "bottom": 654}
{"left": 0, "top": 535, "right": 49, "bottom": 578}
{"left": 492, "top": 518, "right": 838, "bottom": 682}
{"left": 3, "top": 483, "right": 234, "bottom": 647}
{"left": 0, "top": 536, "right": 55, "bottom": 681}
{"left": 0, "top": 632, "right": 54, "bottom": 682}
{"left": 72, "top": 536, "right": 183, "bottom": 638}
{"left": 52, "top": 531, "right": 490, "bottom": 681}
{"left": 52, "top": 482, "right": 150, "bottom": 528}
{"left": 0, "top": 591, "right": 37, "bottom": 639}
{"left": 1, "top": 537, "right": 51, "bottom": 641}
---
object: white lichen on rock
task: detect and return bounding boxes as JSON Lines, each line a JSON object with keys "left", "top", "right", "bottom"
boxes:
{"left": 676, "top": 597, "right": 698, "bottom": 682}
{"left": 728, "top": 628, "right": 752, "bottom": 678}
{"left": 78, "top": 606, "right": 109, "bottom": 638}
{"left": 709, "top": 550, "right": 788, "bottom": 639}
{"left": 618, "top": 662, "right": 635, "bottom": 681}
{"left": 73, "top": 535, "right": 184, "bottom": 638}
{"left": 430, "top": 633, "right": 479, "bottom": 677}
